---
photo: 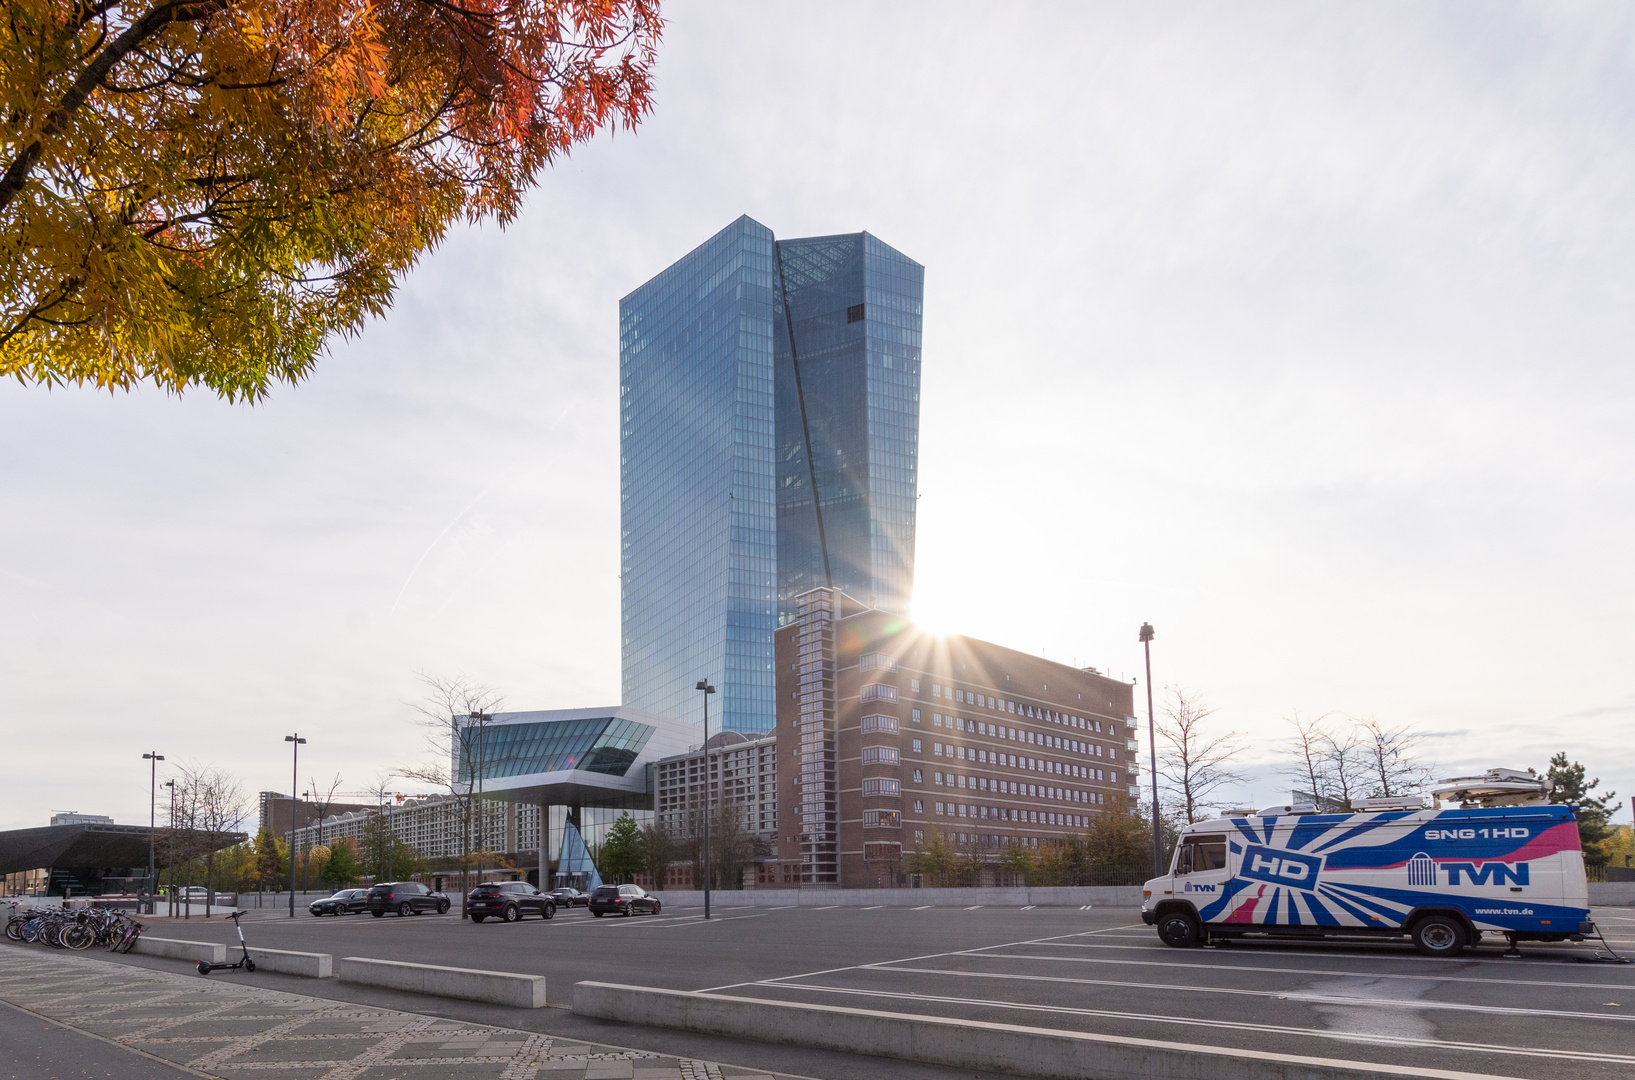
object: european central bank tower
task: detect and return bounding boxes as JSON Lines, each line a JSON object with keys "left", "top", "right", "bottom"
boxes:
{"left": 620, "top": 216, "right": 924, "bottom": 734}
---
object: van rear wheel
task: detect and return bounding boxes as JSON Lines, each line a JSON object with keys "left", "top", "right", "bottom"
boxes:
{"left": 1156, "top": 910, "right": 1201, "bottom": 948}
{"left": 1411, "top": 915, "right": 1467, "bottom": 957}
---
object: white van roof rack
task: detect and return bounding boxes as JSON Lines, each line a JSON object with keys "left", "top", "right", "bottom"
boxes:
{"left": 1258, "top": 803, "right": 1319, "bottom": 816}
{"left": 1353, "top": 796, "right": 1426, "bottom": 811}
{"left": 1431, "top": 768, "right": 1552, "bottom": 807}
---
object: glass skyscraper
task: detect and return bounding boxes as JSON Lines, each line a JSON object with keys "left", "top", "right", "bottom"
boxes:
{"left": 620, "top": 216, "right": 923, "bottom": 733}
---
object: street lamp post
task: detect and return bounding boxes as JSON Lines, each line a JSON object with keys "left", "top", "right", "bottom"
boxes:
{"left": 142, "top": 752, "right": 164, "bottom": 913}
{"left": 163, "top": 780, "right": 176, "bottom": 916}
{"left": 284, "top": 734, "right": 306, "bottom": 918}
{"left": 1139, "top": 623, "right": 1161, "bottom": 877}
{"left": 695, "top": 681, "right": 716, "bottom": 920}
{"left": 468, "top": 712, "right": 492, "bottom": 895}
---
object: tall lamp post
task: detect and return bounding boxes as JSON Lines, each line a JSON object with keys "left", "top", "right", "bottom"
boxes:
{"left": 468, "top": 712, "right": 492, "bottom": 893}
{"left": 163, "top": 779, "right": 176, "bottom": 916}
{"left": 284, "top": 734, "right": 306, "bottom": 917}
{"left": 1139, "top": 623, "right": 1161, "bottom": 877}
{"left": 142, "top": 752, "right": 164, "bottom": 913}
{"left": 695, "top": 681, "right": 715, "bottom": 920}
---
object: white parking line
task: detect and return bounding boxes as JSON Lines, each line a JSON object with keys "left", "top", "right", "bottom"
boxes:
{"left": 951, "top": 951, "right": 1635, "bottom": 991}
{"left": 1035, "top": 938, "right": 1623, "bottom": 968}
{"left": 964, "top": 905, "right": 982, "bottom": 910}
{"left": 858, "top": 964, "right": 1635, "bottom": 1023}
{"left": 1021, "top": 905, "right": 1036, "bottom": 911}
{"left": 862, "top": 906, "right": 883, "bottom": 910}
{"left": 691, "top": 925, "right": 1142, "bottom": 995}
{"left": 912, "top": 905, "right": 932, "bottom": 910}
{"left": 727, "top": 982, "right": 1635, "bottom": 1065}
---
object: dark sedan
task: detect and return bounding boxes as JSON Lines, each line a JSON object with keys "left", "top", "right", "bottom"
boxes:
{"left": 364, "top": 881, "right": 450, "bottom": 917}
{"left": 468, "top": 881, "right": 556, "bottom": 923}
{"left": 308, "top": 888, "right": 368, "bottom": 916}
{"left": 547, "top": 888, "right": 588, "bottom": 908}
{"left": 587, "top": 884, "right": 661, "bottom": 917}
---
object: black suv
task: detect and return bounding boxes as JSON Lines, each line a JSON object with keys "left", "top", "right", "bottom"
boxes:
{"left": 587, "top": 884, "right": 661, "bottom": 917}
{"left": 548, "top": 888, "right": 588, "bottom": 908}
{"left": 468, "top": 881, "right": 556, "bottom": 923}
{"left": 365, "top": 881, "right": 450, "bottom": 917}
{"left": 309, "top": 889, "right": 368, "bottom": 916}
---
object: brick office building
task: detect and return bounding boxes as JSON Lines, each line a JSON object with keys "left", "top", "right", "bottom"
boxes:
{"left": 775, "top": 588, "right": 1140, "bottom": 887}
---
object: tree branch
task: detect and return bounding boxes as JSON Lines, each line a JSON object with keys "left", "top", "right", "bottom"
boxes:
{"left": 0, "top": 0, "right": 236, "bottom": 213}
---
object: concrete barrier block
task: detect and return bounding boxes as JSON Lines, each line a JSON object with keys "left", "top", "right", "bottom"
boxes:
{"left": 573, "top": 982, "right": 1518, "bottom": 1080}
{"left": 246, "top": 948, "right": 332, "bottom": 978}
{"left": 338, "top": 957, "right": 545, "bottom": 1008}
{"left": 131, "top": 937, "right": 227, "bottom": 964}
{"left": 1590, "top": 882, "right": 1635, "bottom": 906}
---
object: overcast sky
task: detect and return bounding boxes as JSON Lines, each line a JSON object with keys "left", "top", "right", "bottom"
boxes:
{"left": 3, "top": 1, "right": 1632, "bottom": 831}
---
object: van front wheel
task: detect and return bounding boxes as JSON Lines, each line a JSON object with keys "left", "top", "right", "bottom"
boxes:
{"left": 1411, "top": 915, "right": 1467, "bottom": 957}
{"left": 1156, "top": 910, "right": 1201, "bottom": 948}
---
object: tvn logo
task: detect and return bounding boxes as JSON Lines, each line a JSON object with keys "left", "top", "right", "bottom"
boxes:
{"left": 1240, "top": 845, "right": 1325, "bottom": 892}
{"left": 1444, "top": 861, "right": 1529, "bottom": 886}
{"left": 1183, "top": 881, "right": 1217, "bottom": 893}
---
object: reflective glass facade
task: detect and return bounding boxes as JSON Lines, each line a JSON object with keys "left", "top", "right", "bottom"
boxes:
{"left": 621, "top": 217, "right": 923, "bottom": 734}
{"left": 456, "top": 716, "right": 656, "bottom": 781}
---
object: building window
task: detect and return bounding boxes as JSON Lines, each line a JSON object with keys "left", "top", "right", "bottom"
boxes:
{"left": 862, "top": 778, "right": 902, "bottom": 797}
{"left": 862, "top": 746, "right": 901, "bottom": 766}
{"left": 935, "top": 802, "right": 945, "bottom": 815}
{"left": 911, "top": 679, "right": 921, "bottom": 692}
{"left": 912, "top": 769, "right": 923, "bottom": 783}
{"left": 860, "top": 653, "right": 898, "bottom": 672}
{"left": 934, "top": 771, "right": 943, "bottom": 785}
{"left": 862, "top": 810, "right": 901, "bottom": 829}
{"left": 861, "top": 684, "right": 898, "bottom": 703}
{"left": 911, "top": 708, "right": 921, "bottom": 723}
{"left": 861, "top": 714, "right": 899, "bottom": 734}
{"left": 933, "top": 713, "right": 942, "bottom": 727}
{"left": 933, "top": 743, "right": 943, "bottom": 756}
{"left": 847, "top": 302, "right": 866, "bottom": 323}
{"left": 933, "top": 684, "right": 942, "bottom": 698}
{"left": 911, "top": 739, "right": 923, "bottom": 754}
{"left": 914, "top": 803, "right": 923, "bottom": 815}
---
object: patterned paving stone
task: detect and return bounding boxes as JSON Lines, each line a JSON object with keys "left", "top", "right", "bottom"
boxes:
{"left": 0, "top": 949, "right": 785, "bottom": 1080}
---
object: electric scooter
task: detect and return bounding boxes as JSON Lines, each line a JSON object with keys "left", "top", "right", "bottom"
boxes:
{"left": 197, "top": 911, "right": 255, "bottom": 975}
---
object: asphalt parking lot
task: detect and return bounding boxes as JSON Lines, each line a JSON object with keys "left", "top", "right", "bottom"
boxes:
{"left": 75, "top": 900, "right": 1635, "bottom": 1079}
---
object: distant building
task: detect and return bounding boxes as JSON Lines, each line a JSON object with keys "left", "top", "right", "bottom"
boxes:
{"left": 619, "top": 216, "right": 925, "bottom": 735}
{"left": 651, "top": 731, "right": 779, "bottom": 887}
{"left": 775, "top": 588, "right": 1140, "bottom": 888}
{"left": 49, "top": 812, "right": 113, "bottom": 826}
{"left": 258, "top": 792, "right": 374, "bottom": 838}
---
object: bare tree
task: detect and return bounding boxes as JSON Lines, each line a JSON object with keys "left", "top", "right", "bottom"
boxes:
{"left": 1322, "top": 726, "right": 1367, "bottom": 811}
{"left": 171, "top": 763, "right": 248, "bottom": 917}
{"left": 400, "top": 672, "right": 506, "bottom": 915}
{"left": 1155, "top": 687, "right": 1249, "bottom": 824}
{"left": 1280, "top": 710, "right": 1336, "bottom": 808}
{"left": 710, "top": 802, "right": 755, "bottom": 890}
{"left": 1356, "top": 717, "right": 1434, "bottom": 798}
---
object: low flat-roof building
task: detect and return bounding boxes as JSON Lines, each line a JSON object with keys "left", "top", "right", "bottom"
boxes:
{"left": 776, "top": 588, "right": 1140, "bottom": 888}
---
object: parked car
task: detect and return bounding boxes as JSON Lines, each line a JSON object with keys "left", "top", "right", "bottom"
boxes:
{"left": 547, "top": 888, "right": 588, "bottom": 908}
{"left": 468, "top": 882, "right": 556, "bottom": 923}
{"left": 587, "top": 884, "right": 661, "bottom": 917}
{"left": 309, "top": 889, "right": 369, "bottom": 916}
{"left": 364, "top": 881, "right": 450, "bottom": 917}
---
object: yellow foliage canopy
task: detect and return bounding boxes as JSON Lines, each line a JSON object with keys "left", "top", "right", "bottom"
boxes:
{"left": 1, "top": 0, "right": 661, "bottom": 398}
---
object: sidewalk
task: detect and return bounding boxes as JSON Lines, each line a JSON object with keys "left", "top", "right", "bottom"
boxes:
{"left": 0, "top": 949, "right": 782, "bottom": 1080}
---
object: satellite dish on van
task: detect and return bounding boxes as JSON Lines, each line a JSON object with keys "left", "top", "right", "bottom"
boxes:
{"left": 1431, "top": 768, "right": 1552, "bottom": 807}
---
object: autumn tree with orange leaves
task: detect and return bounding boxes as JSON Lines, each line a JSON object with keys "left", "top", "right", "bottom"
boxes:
{"left": 1, "top": 0, "right": 661, "bottom": 399}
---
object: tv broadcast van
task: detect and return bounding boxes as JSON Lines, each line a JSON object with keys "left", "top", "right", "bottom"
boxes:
{"left": 1141, "top": 768, "right": 1595, "bottom": 956}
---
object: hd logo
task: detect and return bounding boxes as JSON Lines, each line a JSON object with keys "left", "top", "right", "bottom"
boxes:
{"left": 1240, "top": 845, "right": 1325, "bottom": 892}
